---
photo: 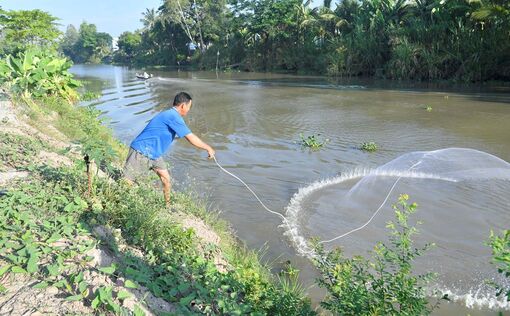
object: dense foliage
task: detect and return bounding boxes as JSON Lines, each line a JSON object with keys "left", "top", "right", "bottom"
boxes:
{"left": 105, "top": 0, "right": 510, "bottom": 81}
{"left": 0, "top": 9, "right": 61, "bottom": 56}
{"left": 313, "top": 194, "right": 440, "bottom": 315}
{"left": 60, "top": 22, "right": 113, "bottom": 64}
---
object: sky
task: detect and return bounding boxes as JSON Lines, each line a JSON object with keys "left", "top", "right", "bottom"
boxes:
{"left": 1, "top": 0, "right": 164, "bottom": 38}
{"left": 2, "top": 0, "right": 324, "bottom": 38}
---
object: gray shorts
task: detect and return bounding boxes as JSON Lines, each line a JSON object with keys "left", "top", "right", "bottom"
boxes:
{"left": 123, "top": 148, "right": 167, "bottom": 181}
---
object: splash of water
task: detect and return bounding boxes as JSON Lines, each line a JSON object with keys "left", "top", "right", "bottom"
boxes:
{"left": 283, "top": 148, "right": 510, "bottom": 256}
{"left": 282, "top": 168, "right": 458, "bottom": 256}
{"left": 282, "top": 148, "right": 510, "bottom": 310}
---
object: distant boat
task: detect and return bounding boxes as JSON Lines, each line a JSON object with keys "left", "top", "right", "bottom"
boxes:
{"left": 136, "top": 72, "right": 153, "bottom": 80}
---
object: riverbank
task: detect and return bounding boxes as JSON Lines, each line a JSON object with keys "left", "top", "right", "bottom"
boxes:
{"left": 0, "top": 96, "right": 314, "bottom": 315}
{"left": 74, "top": 64, "right": 510, "bottom": 315}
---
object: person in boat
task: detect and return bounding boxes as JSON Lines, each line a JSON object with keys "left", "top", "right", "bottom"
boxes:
{"left": 123, "top": 92, "right": 215, "bottom": 206}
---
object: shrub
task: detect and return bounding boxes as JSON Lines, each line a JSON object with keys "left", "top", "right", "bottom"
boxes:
{"left": 313, "top": 194, "right": 441, "bottom": 315}
{"left": 0, "top": 49, "right": 80, "bottom": 102}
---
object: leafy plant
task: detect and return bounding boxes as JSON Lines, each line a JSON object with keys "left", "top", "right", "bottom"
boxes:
{"left": 0, "top": 49, "right": 80, "bottom": 102}
{"left": 313, "top": 194, "right": 442, "bottom": 315}
{"left": 425, "top": 105, "right": 433, "bottom": 112}
{"left": 0, "top": 178, "right": 93, "bottom": 283}
{"left": 488, "top": 230, "right": 510, "bottom": 300}
{"left": 360, "top": 141, "right": 378, "bottom": 152}
{"left": 78, "top": 106, "right": 118, "bottom": 195}
{"left": 299, "top": 133, "right": 329, "bottom": 150}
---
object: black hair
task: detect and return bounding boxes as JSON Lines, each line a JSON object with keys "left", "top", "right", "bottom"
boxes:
{"left": 173, "top": 92, "right": 192, "bottom": 106}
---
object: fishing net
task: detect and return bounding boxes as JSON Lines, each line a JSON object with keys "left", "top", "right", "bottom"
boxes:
{"left": 284, "top": 148, "right": 510, "bottom": 309}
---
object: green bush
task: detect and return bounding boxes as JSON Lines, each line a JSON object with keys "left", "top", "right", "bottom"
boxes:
{"left": 313, "top": 194, "right": 440, "bottom": 315}
{"left": 0, "top": 49, "right": 80, "bottom": 102}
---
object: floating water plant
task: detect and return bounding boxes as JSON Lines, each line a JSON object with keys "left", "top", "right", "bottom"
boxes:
{"left": 299, "top": 133, "right": 329, "bottom": 150}
{"left": 360, "top": 141, "right": 378, "bottom": 152}
{"left": 425, "top": 105, "right": 433, "bottom": 112}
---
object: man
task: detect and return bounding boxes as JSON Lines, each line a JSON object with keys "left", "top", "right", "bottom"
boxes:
{"left": 123, "top": 92, "right": 215, "bottom": 205}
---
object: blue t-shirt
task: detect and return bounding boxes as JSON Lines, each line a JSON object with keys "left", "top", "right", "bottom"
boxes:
{"left": 130, "top": 108, "right": 191, "bottom": 159}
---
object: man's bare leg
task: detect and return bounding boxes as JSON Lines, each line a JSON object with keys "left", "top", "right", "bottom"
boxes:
{"left": 154, "top": 168, "right": 171, "bottom": 206}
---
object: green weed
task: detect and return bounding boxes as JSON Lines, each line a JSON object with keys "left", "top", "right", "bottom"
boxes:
{"left": 360, "top": 141, "right": 378, "bottom": 152}
{"left": 299, "top": 133, "right": 329, "bottom": 150}
{"left": 0, "top": 132, "right": 43, "bottom": 171}
{"left": 0, "top": 176, "right": 94, "bottom": 281}
{"left": 488, "top": 230, "right": 510, "bottom": 300}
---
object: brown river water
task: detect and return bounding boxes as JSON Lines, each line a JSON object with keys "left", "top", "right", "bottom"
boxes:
{"left": 72, "top": 64, "right": 510, "bottom": 315}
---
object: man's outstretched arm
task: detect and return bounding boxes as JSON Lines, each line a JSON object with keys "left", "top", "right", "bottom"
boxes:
{"left": 184, "top": 133, "right": 215, "bottom": 158}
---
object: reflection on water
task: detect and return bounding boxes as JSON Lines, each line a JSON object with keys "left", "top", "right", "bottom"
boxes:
{"left": 72, "top": 64, "right": 510, "bottom": 315}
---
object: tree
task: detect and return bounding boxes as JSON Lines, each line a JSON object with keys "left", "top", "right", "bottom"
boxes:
{"left": 108, "top": 0, "right": 510, "bottom": 81}
{"left": 60, "top": 25, "right": 79, "bottom": 61}
{"left": 161, "top": 0, "right": 228, "bottom": 53}
{"left": 61, "top": 22, "right": 112, "bottom": 64}
{"left": 115, "top": 31, "right": 142, "bottom": 63}
{"left": 0, "top": 9, "right": 61, "bottom": 56}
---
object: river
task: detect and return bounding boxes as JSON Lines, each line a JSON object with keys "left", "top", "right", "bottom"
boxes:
{"left": 71, "top": 64, "right": 510, "bottom": 315}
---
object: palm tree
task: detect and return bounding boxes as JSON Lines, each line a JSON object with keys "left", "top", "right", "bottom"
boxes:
{"left": 140, "top": 8, "right": 157, "bottom": 30}
{"left": 471, "top": 0, "right": 510, "bottom": 25}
